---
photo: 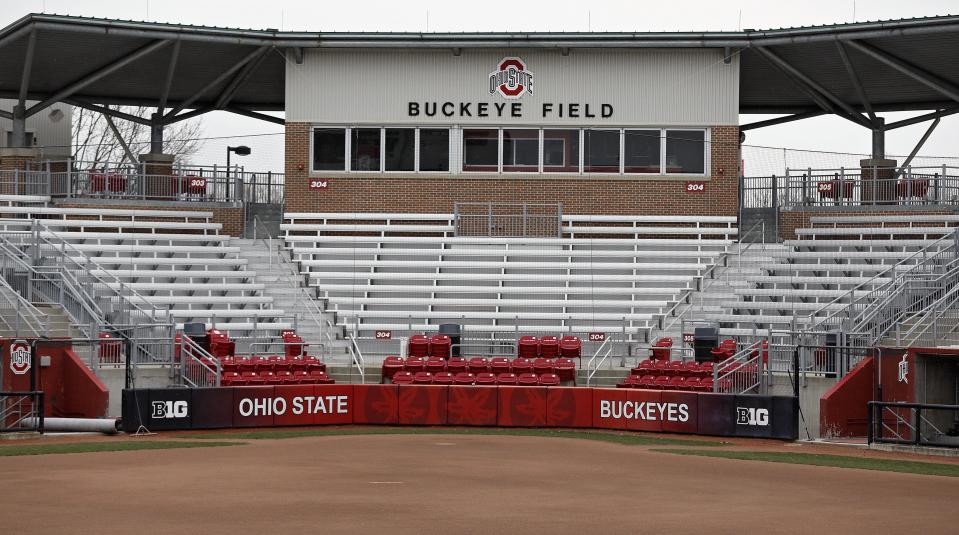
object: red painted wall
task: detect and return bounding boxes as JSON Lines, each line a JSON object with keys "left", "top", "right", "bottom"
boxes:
{"left": 2, "top": 339, "right": 108, "bottom": 418}
{"left": 820, "top": 357, "right": 874, "bottom": 438}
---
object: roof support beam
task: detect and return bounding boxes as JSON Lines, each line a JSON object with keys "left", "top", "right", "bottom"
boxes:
{"left": 18, "top": 28, "right": 36, "bottom": 105}
{"left": 25, "top": 39, "right": 172, "bottom": 117}
{"left": 163, "top": 46, "right": 266, "bottom": 121}
{"left": 740, "top": 110, "right": 826, "bottom": 131}
{"left": 754, "top": 45, "right": 873, "bottom": 128}
{"left": 893, "top": 116, "right": 940, "bottom": 180}
{"left": 63, "top": 98, "right": 152, "bottom": 125}
{"left": 835, "top": 41, "right": 875, "bottom": 122}
{"left": 846, "top": 40, "right": 959, "bottom": 104}
{"left": 885, "top": 106, "right": 959, "bottom": 130}
{"left": 163, "top": 106, "right": 213, "bottom": 125}
{"left": 214, "top": 46, "right": 270, "bottom": 109}
{"left": 0, "top": 110, "right": 11, "bottom": 120}
{"left": 224, "top": 106, "right": 285, "bottom": 125}
{"left": 157, "top": 39, "right": 181, "bottom": 113}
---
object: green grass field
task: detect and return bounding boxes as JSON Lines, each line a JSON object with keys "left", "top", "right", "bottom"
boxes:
{"left": 176, "top": 426, "right": 726, "bottom": 447}
{"left": 0, "top": 441, "right": 242, "bottom": 457}
{"left": 651, "top": 448, "right": 959, "bottom": 478}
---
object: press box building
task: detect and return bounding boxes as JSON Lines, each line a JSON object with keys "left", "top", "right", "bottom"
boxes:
{"left": 283, "top": 47, "right": 741, "bottom": 216}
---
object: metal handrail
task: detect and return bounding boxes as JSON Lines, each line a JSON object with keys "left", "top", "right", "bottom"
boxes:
{"left": 807, "top": 231, "right": 957, "bottom": 327}
{"left": 894, "top": 262, "right": 959, "bottom": 346}
{"left": 660, "top": 220, "right": 764, "bottom": 334}
{"left": 585, "top": 334, "right": 616, "bottom": 386}
{"left": 0, "top": 273, "right": 47, "bottom": 337}
{"left": 347, "top": 331, "right": 366, "bottom": 384}
{"left": 179, "top": 335, "right": 221, "bottom": 387}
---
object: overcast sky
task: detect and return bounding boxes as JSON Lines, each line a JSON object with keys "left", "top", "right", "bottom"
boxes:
{"left": 3, "top": 0, "right": 959, "bottom": 172}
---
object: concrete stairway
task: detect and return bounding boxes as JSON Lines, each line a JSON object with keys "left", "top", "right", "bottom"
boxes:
{"left": 228, "top": 237, "right": 350, "bottom": 363}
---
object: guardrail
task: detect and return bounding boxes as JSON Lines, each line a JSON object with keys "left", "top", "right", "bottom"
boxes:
{"left": 454, "top": 202, "right": 563, "bottom": 238}
{"left": 868, "top": 401, "right": 959, "bottom": 448}
{"left": 585, "top": 333, "right": 620, "bottom": 386}
{"left": 179, "top": 335, "right": 221, "bottom": 388}
{"left": 0, "top": 274, "right": 47, "bottom": 337}
{"left": 0, "top": 391, "right": 44, "bottom": 433}
{"left": 713, "top": 339, "right": 768, "bottom": 394}
{"left": 347, "top": 332, "right": 366, "bottom": 384}
{"left": 742, "top": 165, "right": 959, "bottom": 209}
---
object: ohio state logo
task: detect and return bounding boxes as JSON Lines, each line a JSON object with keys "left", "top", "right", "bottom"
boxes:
{"left": 9, "top": 340, "right": 31, "bottom": 376}
{"left": 489, "top": 57, "right": 534, "bottom": 99}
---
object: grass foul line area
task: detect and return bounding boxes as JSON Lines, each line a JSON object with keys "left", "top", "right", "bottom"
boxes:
{"left": 176, "top": 426, "right": 726, "bottom": 447}
{"left": 0, "top": 441, "right": 243, "bottom": 457}
{"left": 651, "top": 449, "right": 959, "bottom": 478}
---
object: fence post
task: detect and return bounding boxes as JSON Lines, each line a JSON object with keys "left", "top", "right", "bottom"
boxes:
{"left": 914, "top": 406, "right": 922, "bottom": 445}
{"left": 866, "top": 402, "right": 874, "bottom": 445}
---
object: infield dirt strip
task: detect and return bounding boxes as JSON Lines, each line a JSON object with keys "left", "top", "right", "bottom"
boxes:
{"left": 2, "top": 434, "right": 957, "bottom": 534}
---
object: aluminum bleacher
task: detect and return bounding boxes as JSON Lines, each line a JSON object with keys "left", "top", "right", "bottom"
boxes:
{"left": 282, "top": 212, "right": 737, "bottom": 344}
{"left": 713, "top": 214, "right": 959, "bottom": 334}
{"left": 0, "top": 204, "right": 289, "bottom": 335}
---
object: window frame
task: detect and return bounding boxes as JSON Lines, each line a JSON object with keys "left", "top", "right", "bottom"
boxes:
{"left": 663, "top": 127, "right": 710, "bottom": 177}
{"left": 309, "top": 126, "right": 349, "bottom": 173}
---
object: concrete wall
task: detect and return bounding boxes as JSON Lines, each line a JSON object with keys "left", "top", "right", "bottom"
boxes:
{"left": 99, "top": 367, "right": 173, "bottom": 418}
{"left": 770, "top": 374, "right": 835, "bottom": 439}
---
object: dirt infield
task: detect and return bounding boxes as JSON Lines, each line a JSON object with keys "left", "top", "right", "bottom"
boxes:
{"left": 3, "top": 432, "right": 957, "bottom": 534}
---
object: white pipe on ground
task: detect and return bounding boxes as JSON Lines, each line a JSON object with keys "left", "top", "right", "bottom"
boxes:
{"left": 23, "top": 417, "right": 121, "bottom": 434}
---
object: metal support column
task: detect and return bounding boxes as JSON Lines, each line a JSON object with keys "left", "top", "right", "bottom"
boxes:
{"left": 150, "top": 113, "right": 164, "bottom": 154}
{"left": 871, "top": 118, "right": 885, "bottom": 160}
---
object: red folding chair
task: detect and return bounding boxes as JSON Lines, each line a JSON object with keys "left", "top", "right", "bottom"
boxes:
{"left": 391, "top": 371, "right": 414, "bottom": 385}
{"left": 412, "top": 372, "right": 434, "bottom": 385}
{"left": 511, "top": 358, "right": 533, "bottom": 374}
{"left": 446, "top": 357, "right": 468, "bottom": 374}
{"left": 432, "top": 371, "right": 454, "bottom": 385}
{"left": 381, "top": 356, "right": 405, "bottom": 381}
{"left": 310, "top": 370, "right": 334, "bottom": 384}
{"left": 559, "top": 336, "right": 581, "bottom": 359}
{"left": 617, "top": 375, "right": 641, "bottom": 388}
{"left": 429, "top": 335, "right": 452, "bottom": 359}
{"left": 517, "top": 373, "right": 539, "bottom": 386}
{"left": 468, "top": 357, "right": 489, "bottom": 374}
{"left": 425, "top": 357, "right": 447, "bottom": 374}
{"left": 496, "top": 373, "right": 518, "bottom": 386}
{"left": 490, "top": 357, "right": 511, "bottom": 374}
{"left": 532, "top": 357, "right": 553, "bottom": 375}
{"left": 453, "top": 372, "right": 475, "bottom": 386}
{"left": 552, "top": 358, "right": 576, "bottom": 382}
{"left": 293, "top": 370, "right": 311, "bottom": 384}
{"left": 404, "top": 356, "right": 427, "bottom": 373}
{"left": 517, "top": 336, "right": 540, "bottom": 358}
{"left": 539, "top": 336, "right": 560, "bottom": 358}
{"left": 408, "top": 334, "right": 430, "bottom": 358}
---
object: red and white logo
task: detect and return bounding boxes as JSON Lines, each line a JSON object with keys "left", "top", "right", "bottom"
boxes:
{"left": 9, "top": 339, "right": 31, "bottom": 376}
{"left": 489, "top": 57, "right": 534, "bottom": 99}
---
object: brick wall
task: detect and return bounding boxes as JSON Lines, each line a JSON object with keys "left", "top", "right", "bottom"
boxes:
{"left": 284, "top": 123, "right": 741, "bottom": 216}
{"left": 56, "top": 203, "right": 245, "bottom": 237}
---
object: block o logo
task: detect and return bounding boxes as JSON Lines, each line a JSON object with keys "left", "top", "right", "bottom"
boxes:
{"left": 9, "top": 340, "right": 31, "bottom": 376}
{"left": 489, "top": 57, "right": 534, "bottom": 99}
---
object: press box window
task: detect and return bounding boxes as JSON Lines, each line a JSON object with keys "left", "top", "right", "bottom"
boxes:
{"left": 624, "top": 129, "right": 661, "bottom": 174}
{"left": 503, "top": 129, "right": 539, "bottom": 172}
{"left": 462, "top": 129, "right": 498, "bottom": 172}
{"left": 351, "top": 128, "right": 381, "bottom": 171}
{"left": 385, "top": 128, "right": 415, "bottom": 172}
{"left": 543, "top": 129, "right": 579, "bottom": 173}
{"left": 419, "top": 129, "right": 450, "bottom": 172}
{"left": 665, "top": 129, "right": 706, "bottom": 174}
{"left": 312, "top": 128, "right": 346, "bottom": 171}
{"left": 584, "top": 129, "right": 620, "bottom": 173}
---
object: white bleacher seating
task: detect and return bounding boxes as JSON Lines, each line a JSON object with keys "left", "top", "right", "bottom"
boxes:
{"left": 283, "top": 212, "right": 737, "bottom": 340}
{"left": 716, "top": 214, "right": 958, "bottom": 333}
{"left": 0, "top": 204, "right": 284, "bottom": 335}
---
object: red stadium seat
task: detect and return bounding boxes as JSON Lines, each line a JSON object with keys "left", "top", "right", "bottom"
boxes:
{"left": 408, "top": 334, "right": 430, "bottom": 358}
{"left": 698, "top": 377, "right": 714, "bottom": 392}
{"left": 654, "top": 360, "right": 669, "bottom": 375}
{"left": 517, "top": 336, "right": 540, "bottom": 359}
{"left": 446, "top": 357, "right": 468, "bottom": 374}
{"left": 697, "top": 361, "right": 714, "bottom": 378}
{"left": 532, "top": 357, "right": 553, "bottom": 375}
{"left": 552, "top": 358, "right": 576, "bottom": 382}
{"left": 391, "top": 371, "right": 414, "bottom": 385}
{"left": 220, "top": 372, "right": 240, "bottom": 386}
{"left": 638, "top": 375, "right": 657, "bottom": 389}
{"left": 287, "top": 357, "right": 307, "bottom": 372}
{"left": 475, "top": 372, "right": 497, "bottom": 385}
{"left": 453, "top": 372, "right": 475, "bottom": 385}
{"left": 381, "top": 356, "right": 405, "bottom": 380}
{"left": 511, "top": 358, "right": 533, "bottom": 374}
{"left": 468, "top": 357, "right": 490, "bottom": 374}
{"left": 220, "top": 357, "right": 236, "bottom": 373}
{"left": 293, "top": 371, "right": 311, "bottom": 384}
{"left": 653, "top": 376, "right": 670, "bottom": 389}
{"left": 413, "top": 371, "right": 434, "bottom": 385}
{"left": 682, "top": 361, "right": 700, "bottom": 377}
{"left": 517, "top": 373, "right": 539, "bottom": 386}
{"left": 490, "top": 357, "right": 511, "bottom": 374}
{"left": 667, "top": 360, "right": 685, "bottom": 376}
{"left": 404, "top": 356, "right": 427, "bottom": 372}
{"left": 559, "top": 336, "right": 582, "bottom": 359}
{"left": 617, "top": 375, "right": 641, "bottom": 388}
{"left": 233, "top": 356, "right": 252, "bottom": 372}
{"left": 250, "top": 356, "right": 269, "bottom": 372}
{"left": 539, "top": 336, "right": 560, "bottom": 358}
{"left": 274, "top": 371, "right": 295, "bottom": 384}
{"left": 496, "top": 373, "right": 518, "bottom": 385}
{"left": 651, "top": 337, "right": 673, "bottom": 361}
{"left": 303, "top": 356, "right": 325, "bottom": 373}
{"left": 310, "top": 370, "right": 334, "bottom": 384}
{"left": 240, "top": 371, "right": 261, "bottom": 384}
{"left": 666, "top": 376, "right": 687, "bottom": 391}
{"left": 259, "top": 372, "right": 277, "bottom": 385}
{"left": 632, "top": 359, "right": 656, "bottom": 376}
{"left": 684, "top": 377, "right": 701, "bottom": 391}
{"left": 425, "top": 357, "right": 447, "bottom": 373}
{"left": 432, "top": 371, "right": 454, "bottom": 385}
{"left": 429, "top": 335, "right": 452, "bottom": 359}
{"left": 537, "top": 373, "right": 560, "bottom": 387}
{"left": 268, "top": 355, "right": 288, "bottom": 372}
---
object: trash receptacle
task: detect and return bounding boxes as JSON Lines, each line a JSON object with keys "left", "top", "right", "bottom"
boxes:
{"left": 438, "top": 323, "right": 462, "bottom": 358}
{"left": 693, "top": 327, "right": 718, "bottom": 362}
{"left": 183, "top": 322, "right": 209, "bottom": 352}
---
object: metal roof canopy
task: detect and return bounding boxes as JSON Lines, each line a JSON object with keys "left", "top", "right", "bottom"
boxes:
{"left": 3, "top": 13, "right": 959, "bottom": 141}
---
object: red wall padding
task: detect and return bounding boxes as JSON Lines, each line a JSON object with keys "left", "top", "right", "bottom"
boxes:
{"left": 447, "top": 386, "right": 498, "bottom": 426}
{"left": 546, "top": 387, "right": 593, "bottom": 428}
{"left": 233, "top": 386, "right": 276, "bottom": 428}
{"left": 398, "top": 385, "right": 448, "bottom": 425}
{"left": 353, "top": 384, "right": 399, "bottom": 424}
{"left": 497, "top": 387, "right": 547, "bottom": 427}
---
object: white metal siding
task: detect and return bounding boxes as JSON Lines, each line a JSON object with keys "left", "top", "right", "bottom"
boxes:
{"left": 286, "top": 48, "right": 738, "bottom": 126}
{"left": 0, "top": 99, "right": 73, "bottom": 158}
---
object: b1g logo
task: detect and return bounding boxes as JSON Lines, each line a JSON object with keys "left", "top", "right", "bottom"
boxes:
{"left": 152, "top": 400, "right": 189, "bottom": 419}
{"left": 736, "top": 407, "right": 769, "bottom": 426}
{"left": 9, "top": 340, "right": 31, "bottom": 375}
{"left": 489, "top": 57, "right": 534, "bottom": 99}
